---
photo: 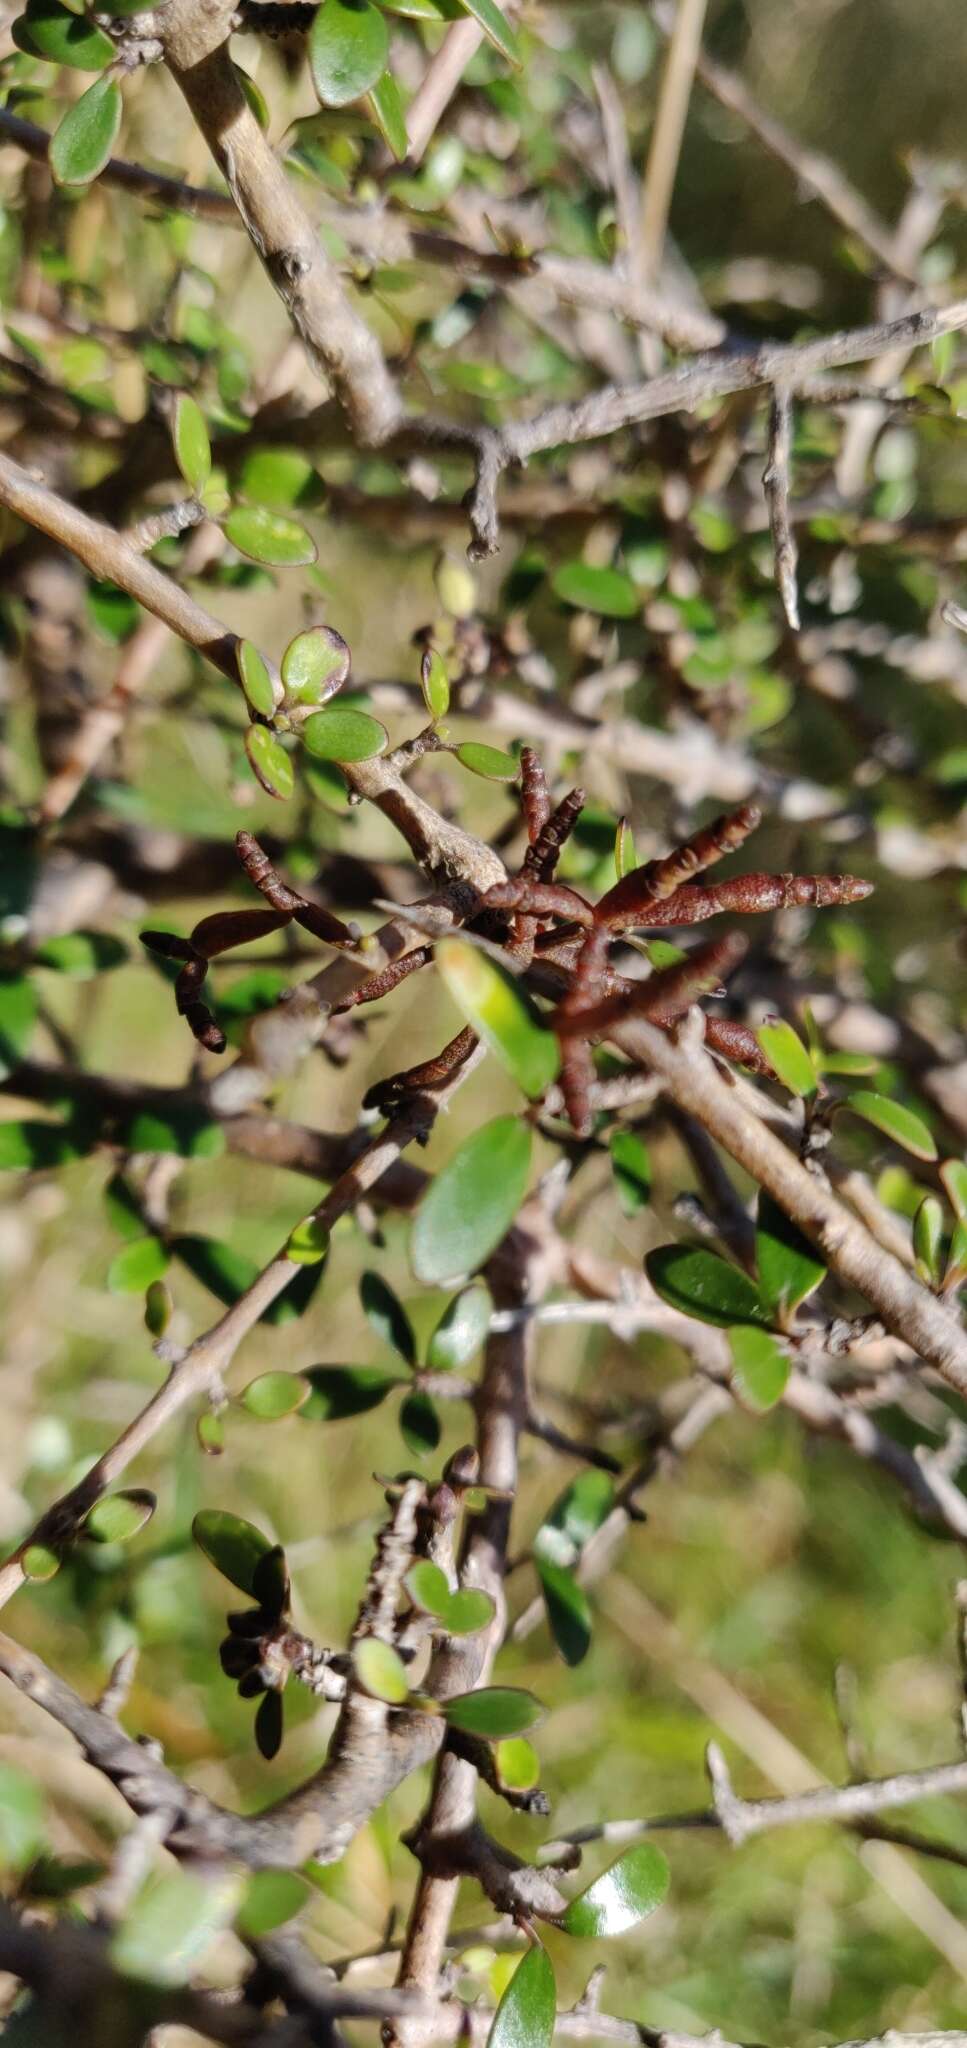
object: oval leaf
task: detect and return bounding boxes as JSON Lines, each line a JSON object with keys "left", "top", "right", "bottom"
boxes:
{"left": 310, "top": 0, "right": 389, "bottom": 107}
{"left": 173, "top": 394, "right": 211, "bottom": 495}
{"left": 400, "top": 1389, "right": 441, "bottom": 1456}
{"left": 14, "top": 1, "right": 115, "bottom": 69}
{"left": 360, "top": 1269, "right": 416, "bottom": 1365}
{"left": 285, "top": 1216, "right": 330, "bottom": 1265}
{"left": 421, "top": 646, "right": 450, "bottom": 721}
{"left": 487, "top": 1941, "right": 555, "bottom": 2048}
{"left": 281, "top": 625, "right": 350, "bottom": 707}
{"left": 411, "top": 1116, "right": 532, "bottom": 1286}
{"left": 427, "top": 1284, "right": 492, "bottom": 1371}
{"left": 458, "top": 0, "right": 521, "bottom": 65}
{"left": 50, "top": 75, "right": 122, "bottom": 189}
{"left": 225, "top": 505, "right": 317, "bottom": 567}
{"left": 192, "top": 1509, "right": 273, "bottom": 1596}
{"left": 84, "top": 1489, "right": 155, "bottom": 1545}
{"left": 242, "top": 1372, "right": 310, "bottom": 1420}
{"left": 845, "top": 1091, "right": 937, "bottom": 1162}
{"left": 536, "top": 1559, "right": 592, "bottom": 1668}
{"left": 238, "top": 640, "right": 278, "bottom": 718}
{"left": 300, "top": 1364, "right": 400, "bottom": 1420}
{"left": 645, "top": 1245, "right": 766, "bottom": 1329}
{"left": 355, "top": 1636, "right": 410, "bottom": 1704}
{"left": 609, "top": 1130, "right": 650, "bottom": 1217}
{"left": 302, "top": 706, "right": 387, "bottom": 762}
{"left": 437, "top": 939, "right": 559, "bottom": 1099}
{"left": 255, "top": 1689, "right": 284, "bottom": 1760}
{"left": 560, "top": 1843, "right": 669, "bottom": 1938}
{"left": 755, "top": 1193, "right": 826, "bottom": 1316}
{"left": 728, "top": 1324, "right": 790, "bottom": 1412}
{"left": 552, "top": 561, "right": 638, "bottom": 618}
{"left": 756, "top": 1018, "right": 818, "bottom": 1098}
{"left": 443, "top": 1686, "right": 542, "bottom": 1738}
{"left": 455, "top": 742, "right": 519, "bottom": 783}
{"left": 246, "top": 724, "right": 294, "bottom": 801}
{"left": 495, "top": 1736, "right": 540, "bottom": 1792}
{"left": 107, "top": 1235, "right": 170, "bottom": 1296}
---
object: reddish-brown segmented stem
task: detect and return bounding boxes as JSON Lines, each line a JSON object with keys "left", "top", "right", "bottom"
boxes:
{"left": 484, "top": 878, "right": 596, "bottom": 927}
{"left": 522, "top": 787, "right": 586, "bottom": 883}
{"left": 554, "top": 934, "right": 747, "bottom": 1040}
{"left": 625, "top": 871, "right": 874, "bottom": 932}
{"left": 555, "top": 923, "right": 612, "bottom": 1136}
{"left": 140, "top": 928, "right": 196, "bottom": 964}
{"left": 190, "top": 908, "right": 293, "bottom": 959}
{"left": 332, "top": 946, "right": 433, "bottom": 1014}
{"left": 174, "top": 957, "right": 226, "bottom": 1055}
{"left": 236, "top": 830, "right": 304, "bottom": 912}
{"left": 363, "top": 1025, "right": 478, "bottom": 1109}
{"left": 293, "top": 899, "right": 359, "bottom": 947}
{"left": 595, "top": 802, "right": 762, "bottom": 930}
{"left": 519, "top": 746, "right": 550, "bottom": 845}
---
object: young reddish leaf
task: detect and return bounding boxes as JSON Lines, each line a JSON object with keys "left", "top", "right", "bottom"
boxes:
{"left": 560, "top": 1843, "right": 669, "bottom": 1938}
{"left": 50, "top": 75, "right": 122, "bottom": 188}
{"left": 411, "top": 1117, "right": 532, "bottom": 1286}
{"left": 486, "top": 1941, "right": 555, "bottom": 2048}
{"left": 645, "top": 1245, "right": 767, "bottom": 1329}
{"left": 844, "top": 1091, "right": 938, "bottom": 1162}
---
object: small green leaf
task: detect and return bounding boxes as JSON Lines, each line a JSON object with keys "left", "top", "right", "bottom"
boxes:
{"left": 728, "top": 1325, "right": 790, "bottom": 1411}
{"left": 281, "top": 625, "right": 351, "bottom": 707}
{"left": 238, "top": 447, "right": 322, "bottom": 511}
{"left": 301, "top": 1364, "right": 400, "bottom": 1420}
{"left": 360, "top": 1270, "right": 416, "bottom": 1365}
{"left": 22, "top": 1544, "right": 60, "bottom": 1583}
{"left": 457, "top": 0, "right": 520, "bottom": 66}
{"left": 0, "top": 1765, "right": 45, "bottom": 1871}
{"left": 237, "top": 1871, "right": 309, "bottom": 1939}
{"left": 535, "top": 1470, "right": 614, "bottom": 1566}
{"left": 242, "top": 1372, "right": 310, "bottom": 1420}
{"left": 144, "top": 1279, "right": 172, "bottom": 1336}
{"left": 436, "top": 938, "right": 559, "bottom": 1099}
{"left": 645, "top": 1245, "right": 766, "bottom": 1329}
{"left": 444, "top": 1686, "right": 542, "bottom": 1738}
{"left": 302, "top": 706, "right": 387, "bottom": 762}
{"left": 367, "top": 67, "right": 408, "bottom": 159}
{"left": 486, "top": 1941, "right": 555, "bottom": 2048}
{"left": 537, "top": 1559, "right": 592, "bottom": 1667}
{"left": 913, "top": 1196, "right": 944, "bottom": 1287}
{"left": 455, "top": 742, "right": 519, "bottom": 783}
{"left": 406, "top": 1560, "right": 451, "bottom": 1615}
{"left": 197, "top": 1411, "right": 224, "bottom": 1456}
{"left": 192, "top": 1509, "right": 273, "bottom": 1596}
{"left": 107, "top": 1235, "right": 170, "bottom": 1295}
{"left": 255, "top": 1689, "right": 284, "bottom": 1759}
{"left": 0, "top": 1121, "right": 78, "bottom": 1171}
{"left": 495, "top": 1736, "right": 540, "bottom": 1792}
{"left": 14, "top": 0, "right": 114, "bottom": 70}
{"left": 400, "top": 1389, "right": 441, "bottom": 1455}
{"left": 112, "top": 1868, "right": 243, "bottom": 1988}
{"left": 845, "top": 1091, "right": 938, "bottom": 1162}
{"left": 354, "top": 1636, "right": 410, "bottom": 1704}
{"left": 756, "top": 1018, "right": 818, "bottom": 1098}
{"left": 946, "top": 1218, "right": 967, "bottom": 1288}
{"left": 285, "top": 1215, "right": 330, "bottom": 1265}
{"left": 225, "top": 505, "right": 317, "bottom": 566}
{"left": 426, "top": 1284, "right": 492, "bottom": 1371}
{"left": 446, "top": 1585, "right": 496, "bottom": 1634}
{"left": 0, "top": 974, "right": 37, "bottom": 1078}
{"left": 406, "top": 1562, "right": 494, "bottom": 1635}
{"left": 411, "top": 1116, "right": 532, "bottom": 1286}
{"left": 310, "top": 0, "right": 389, "bottom": 107}
{"left": 552, "top": 561, "right": 638, "bottom": 618}
{"left": 35, "top": 931, "right": 127, "bottom": 976}
{"left": 560, "top": 1843, "right": 669, "bottom": 1938}
{"left": 614, "top": 817, "right": 637, "bottom": 880}
{"left": 609, "top": 1130, "right": 650, "bottom": 1216}
{"left": 421, "top": 646, "right": 450, "bottom": 721}
{"left": 246, "top": 724, "right": 295, "bottom": 801}
{"left": 818, "top": 1050, "right": 880, "bottom": 1077}
{"left": 238, "top": 640, "right": 278, "bottom": 718}
{"left": 940, "top": 1159, "right": 967, "bottom": 1220}
{"left": 755, "top": 1193, "right": 826, "bottom": 1316}
{"left": 172, "top": 393, "right": 211, "bottom": 495}
{"left": 50, "top": 75, "right": 122, "bottom": 189}
{"left": 84, "top": 1489, "right": 155, "bottom": 1545}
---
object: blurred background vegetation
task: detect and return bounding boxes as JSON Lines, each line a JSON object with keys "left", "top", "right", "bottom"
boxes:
{"left": 1, "top": 0, "right": 967, "bottom": 2040}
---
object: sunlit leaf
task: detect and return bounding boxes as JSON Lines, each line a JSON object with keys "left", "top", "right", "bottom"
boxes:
{"left": 455, "top": 742, "right": 519, "bottom": 783}
{"left": 0, "top": 1764, "right": 45, "bottom": 1871}
{"left": 285, "top": 1216, "right": 330, "bottom": 1265}
{"left": 495, "top": 1736, "right": 540, "bottom": 1792}
{"left": 609, "top": 1129, "right": 650, "bottom": 1215}
{"left": 355, "top": 1636, "right": 410, "bottom": 1704}
{"left": 411, "top": 1117, "right": 532, "bottom": 1285}
{"left": 22, "top": 1545, "right": 60, "bottom": 1583}
{"left": 84, "top": 1489, "right": 156, "bottom": 1544}
{"left": 107, "top": 1235, "right": 170, "bottom": 1295}
{"left": 444, "top": 1686, "right": 542, "bottom": 1737}
{"left": 755, "top": 1193, "right": 826, "bottom": 1315}
{"left": 112, "top": 1868, "right": 243, "bottom": 1988}
{"left": 246, "top": 724, "right": 295, "bottom": 801}
{"left": 756, "top": 1018, "right": 818, "bottom": 1098}
{"left": 367, "top": 67, "right": 408, "bottom": 159}
{"left": 310, "top": 0, "right": 389, "bottom": 107}
{"left": 302, "top": 706, "right": 387, "bottom": 762}
{"left": 645, "top": 1245, "right": 766, "bottom": 1328}
{"left": 913, "top": 1195, "right": 944, "bottom": 1287}
{"left": 173, "top": 393, "right": 211, "bottom": 496}
{"left": 844, "top": 1091, "right": 937, "bottom": 1162}
{"left": 237, "top": 640, "right": 278, "bottom": 718}
{"left": 50, "top": 76, "right": 122, "bottom": 188}
{"left": 552, "top": 561, "right": 638, "bottom": 617}
{"left": 728, "top": 1325, "right": 790, "bottom": 1411}
{"left": 536, "top": 1559, "right": 592, "bottom": 1667}
{"left": 281, "top": 625, "right": 351, "bottom": 707}
{"left": 940, "top": 1159, "right": 967, "bottom": 1220}
{"left": 35, "top": 931, "right": 127, "bottom": 976}
{"left": 486, "top": 1940, "right": 555, "bottom": 2048}
{"left": 225, "top": 505, "right": 317, "bottom": 566}
{"left": 237, "top": 1870, "right": 309, "bottom": 1939}
{"left": 560, "top": 1843, "right": 669, "bottom": 1938}
{"left": 457, "top": 0, "right": 520, "bottom": 67}
{"left": 14, "top": 0, "right": 114, "bottom": 70}
{"left": 242, "top": 1372, "right": 310, "bottom": 1420}
{"left": 421, "top": 646, "right": 450, "bottom": 721}
{"left": 436, "top": 938, "right": 559, "bottom": 1098}
{"left": 426, "top": 1284, "right": 492, "bottom": 1371}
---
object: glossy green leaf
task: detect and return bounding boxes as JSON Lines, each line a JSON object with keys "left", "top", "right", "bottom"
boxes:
{"left": 645, "top": 1245, "right": 766, "bottom": 1329}
{"left": 14, "top": 0, "right": 114, "bottom": 70}
{"left": 940, "top": 1159, "right": 967, "bottom": 1220}
{"left": 35, "top": 931, "right": 126, "bottom": 976}
{"left": 112, "top": 1868, "right": 242, "bottom": 1988}
{"left": 537, "top": 1558, "right": 592, "bottom": 1667}
{"left": 225, "top": 505, "right": 317, "bottom": 566}
{"left": 84, "top": 1489, "right": 155, "bottom": 1544}
{"left": 560, "top": 1843, "right": 669, "bottom": 1938}
{"left": 457, "top": 0, "right": 520, "bottom": 66}
{"left": 246, "top": 723, "right": 295, "bottom": 801}
{"left": 302, "top": 706, "right": 387, "bottom": 761}
{"left": 443, "top": 1686, "right": 542, "bottom": 1738}
{"left": 173, "top": 393, "right": 211, "bottom": 495}
{"left": 755, "top": 1193, "right": 826, "bottom": 1315}
{"left": 50, "top": 76, "right": 122, "bottom": 189}
{"left": 535, "top": 1470, "right": 614, "bottom": 1568}
{"left": 281, "top": 625, "right": 351, "bottom": 707}
{"left": 913, "top": 1195, "right": 944, "bottom": 1287}
{"left": 495, "top": 1736, "right": 540, "bottom": 1792}
{"left": 845, "top": 1091, "right": 938, "bottom": 1162}
{"left": 355, "top": 1636, "right": 410, "bottom": 1704}
{"left": 367, "top": 67, "right": 408, "bottom": 159}
{"left": 242, "top": 1372, "right": 310, "bottom": 1420}
{"left": 310, "top": 0, "right": 389, "bottom": 108}
{"left": 455, "top": 742, "right": 519, "bottom": 782}
{"left": 192, "top": 1509, "right": 273, "bottom": 1596}
{"left": 756, "top": 1019, "right": 818, "bottom": 1098}
{"left": 361, "top": 1269, "right": 416, "bottom": 1364}
{"left": 411, "top": 1116, "right": 532, "bottom": 1285}
{"left": 437, "top": 938, "right": 559, "bottom": 1098}
{"left": 237, "top": 639, "right": 278, "bottom": 718}
{"left": 0, "top": 1764, "right": 44, "bottom": 1871}
{"left": 552, "top": 561, "right": 638, "bottom": 617}
{"left": 728, "top": 1324, "right": 790, "bottom": 1411}
{"left": 426, "top": 1284, "right": 492, "bottom": 1371}
{"left": 486, "top": 1941, "right": 555, "bottom": 2048}
{"left": 285, "top": 1215, "right": 330, "bottom": 1265}
{"left": 609, "top": 1129, "right": 651, "bottom": 1216}
{"left": 301, "top": 1364, "right": 400, "bottom": 1420}
{"left": 421, "top": 646, "right": 450, "bottom": 721}
{"left": 237, "top": 1870, "right": 309, "bottom": 1939}
{"left": 400, "top": 1388, "right": 441, "bottom": 1455}
{"left": 107, "top": 1235, "right": 170, "bottom": 1295}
